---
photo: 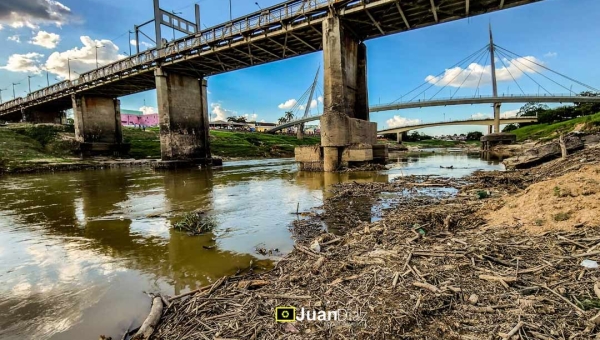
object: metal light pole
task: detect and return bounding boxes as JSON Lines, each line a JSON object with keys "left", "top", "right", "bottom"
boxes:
{"left": 95, "top": 44, "right": 103, "bottom": 68}
{"left": 12, "top": 82, "right": 20, "bottom": 99}
{"left": 229, "top": 0, "right": 232, "bottom": 20}
{"left": 255, "top": 2, "right": 261, "bottom": 9}
{"left": 128, "top": 30, "right": 133, "bottom": 55}
{"left": 171, "top": 11, "right": 182, "bottom": 40}
{"left": 0, "top": 88, "right": 7, "bottom": 104}
{"left": 27, "top": 75, "right": 35, "bottom": 94}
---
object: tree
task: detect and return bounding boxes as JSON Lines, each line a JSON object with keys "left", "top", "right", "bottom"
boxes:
{"left": 277, "top": 117, "right": 286, "bottom": 125}
{"left": 284, "top": 111, "right": 295, "bottom": 122}
{"left": 466, "top": 131, "right": 483, "bottom": 141}
{"left": 517, "top": 102, "right": 549, "bottom": 117}
{"left": 226, "top": 116, "right": 247, "bottom": 123}
{"left": 502, "top": 124, "right": 518, "bottom": 132}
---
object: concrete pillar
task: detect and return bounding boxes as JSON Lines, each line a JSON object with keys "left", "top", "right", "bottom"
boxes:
{"left": 397, "top": 132, "right": 403, "bottom": 143}
{"left": 155, "top": 67, "right": 210, "bottom": 161}
{"left": 320, "top": 15, "right": 370, "bottom": 171}
{"left": 297, "top": 123, "right": 304, "bottom": 140}
{"left": 493, "top": 103, "right": 501, "bottom": 133}
{"left": 72, "top": 94, "right": 123, "bottom": 144}
{"left": 488, "top": 125, "right": 493, "bottom": 134}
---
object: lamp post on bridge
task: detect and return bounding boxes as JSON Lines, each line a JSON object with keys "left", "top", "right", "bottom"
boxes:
{"left": 0, "top": 88, "right": 7, "bottom": 104}
{"left": 27, "top": 75, "right": 36, "bottom": 94}
{"left": 94, "top": 44, "right": 104, "bottom": 69}
{"left": 12, "top": 82, "right": 20, "bottom": 100}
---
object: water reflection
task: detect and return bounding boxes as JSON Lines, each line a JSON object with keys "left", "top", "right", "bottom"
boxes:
{"left": 0, "top": 154, "right": 501, "bottom": 340}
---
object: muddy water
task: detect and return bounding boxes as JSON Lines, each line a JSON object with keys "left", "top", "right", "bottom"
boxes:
{"left": 0, "top": 154, "right": 501, "bottom": 340}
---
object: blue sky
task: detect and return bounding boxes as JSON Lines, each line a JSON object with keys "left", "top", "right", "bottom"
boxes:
{"left": 1, "top": 0, "right": 599, "bottom": 135}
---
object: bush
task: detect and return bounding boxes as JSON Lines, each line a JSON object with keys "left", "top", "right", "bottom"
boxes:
{"left": 173, "top": 212, "right": 217, "bottom": 235}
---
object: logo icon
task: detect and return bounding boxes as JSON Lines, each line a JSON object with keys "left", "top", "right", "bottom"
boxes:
{"left": 275, "top": 306, "right": 296, "bottom": 322}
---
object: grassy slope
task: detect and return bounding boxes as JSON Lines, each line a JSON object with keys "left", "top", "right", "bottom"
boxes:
{"left": 401, "top": 140, "right": 480, "bottom": 148}
{"left": 124, "top": 128, "right": 321, "bottom": 158}
{"left": 512, "top": 112, "right": 600, "bottom": 141}
{"left": 0, "top": 128, "right": 66, "bottom": 168}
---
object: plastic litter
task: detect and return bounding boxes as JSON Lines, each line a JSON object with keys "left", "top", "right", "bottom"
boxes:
{"left": 581, "top": 259, "right": 599, "bottom": 269}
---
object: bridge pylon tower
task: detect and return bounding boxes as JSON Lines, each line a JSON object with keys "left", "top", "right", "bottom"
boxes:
{"left": 489, "top": 25, "right": 501, "bottom": 134}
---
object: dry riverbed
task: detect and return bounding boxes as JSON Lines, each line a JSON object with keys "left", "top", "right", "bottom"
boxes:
{"left": 115, "top": 145, "right": 600, "bottom": 340}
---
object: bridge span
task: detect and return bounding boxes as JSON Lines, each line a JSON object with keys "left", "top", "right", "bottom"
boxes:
{"left": 0, "top": 0, "right": 543, "bottom": 166}
{"left": 377, "top": 116, "right": 538, "bottom": 136}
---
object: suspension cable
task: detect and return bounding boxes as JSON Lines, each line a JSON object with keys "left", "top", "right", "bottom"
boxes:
{"left": 389, "top": 44, "right": 490, "bottom": 104}
{"left": 496, "top": 45, "right": 599, "bottom": 93}
{"left": 495, "top": 49, "right": 553, "bottom": 96}
{"left": 449, "top": 47, "right": 488, "bottom": 99}
{"left": 429, "top": 47, "right": 489, "bottom": 100}
{"left": 473, "top": 52, "right": 489, "bottom": 98}
{"left": 496, "top": 50, "right": 526, "bottom": 95}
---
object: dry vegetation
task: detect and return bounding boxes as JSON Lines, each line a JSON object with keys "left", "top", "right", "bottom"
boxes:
{"left": 139, "top": 146, "right": 600, "bottom": 340}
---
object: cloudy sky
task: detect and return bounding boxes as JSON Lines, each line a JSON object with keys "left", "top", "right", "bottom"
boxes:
{"left": 1, "top": 0, "right": 599, "bottom": 135}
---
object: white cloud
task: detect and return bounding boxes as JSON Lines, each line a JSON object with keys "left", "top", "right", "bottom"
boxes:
{"left": 0, "top": 0, "right": 72, "bottom": 28}
{"left": 425, "top": 56, "right": 543, "bottom": 88}
{"left": 470, "top": 109, "right": 520, "bottom": 120}
{"left": 0, "top": 52, "right": 44, "bottom": 73}
{"left": 210, "top": 103, "right": 236, "bottom": 121}
{"left": 44, "top": 36, "right": 126, "bottom": 79}
{"left": 278, "top": 98, "right": 297, "bottom": 110}
{"left": 386, "top": 115, "right": 421, "bottom": 128}
{"left": 139, "top": 106, "right": 157, "bottom": 115}
{"left": 243, "top": 113, "right": 258, "bottom": 121}
{"left": 8, "top": 35, "right": 20, "bottom": 43}
{"left": 544, "top": 52, "right": 557, "bottom": 58}
{"left": 317, "top": 96, "right": 323, "bottom": 103}
{"left": 130, "top": 39, "right": 152, "bottom": 49}
{"left": 0, "top": 24, "right": 3, "bottom": 30}
{"left": 30, "top": 30, "right": 60, "bottom": 48}
{"left": 310, "top": 99, "right": 317, "bottom": 109}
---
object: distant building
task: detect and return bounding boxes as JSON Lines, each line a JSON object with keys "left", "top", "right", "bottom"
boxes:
{"left": 121, "top": 109, "right": 159, "bottom": 127}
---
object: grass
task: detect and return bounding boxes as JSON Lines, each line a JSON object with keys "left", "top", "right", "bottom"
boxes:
{"left": 0, "top": 128, "right": 69, "bottom": 168}
{"left": 123, "top": 128, "right": 321, "bottom": 159}
{"left": 402, "top": 140, "right": 480, "bottom": 148}
{"left": 173, "top": 212, "right": 218, "bottom": 235}
{"left": 511, "top": 112, "right": 600, "bottom": 141}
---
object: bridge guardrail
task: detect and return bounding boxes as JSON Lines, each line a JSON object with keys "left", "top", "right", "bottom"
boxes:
{"left": 0, "top": 0, "right": 333, "bottom": 115}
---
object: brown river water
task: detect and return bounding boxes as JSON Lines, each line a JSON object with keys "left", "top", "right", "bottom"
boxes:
{"left": 0, "top": 153, "right": 501, "bottom": 339}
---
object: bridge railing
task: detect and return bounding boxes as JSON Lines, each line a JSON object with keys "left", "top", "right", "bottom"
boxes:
{"left": 369, "top": 93, "right": 588, "bottom": 109}
{"left": 1, "top": 0, "right": 333, "bottom": 115}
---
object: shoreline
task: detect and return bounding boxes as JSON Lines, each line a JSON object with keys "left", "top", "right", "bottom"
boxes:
{"left": 139, "top": 145, "right": 600, "bottom": 339}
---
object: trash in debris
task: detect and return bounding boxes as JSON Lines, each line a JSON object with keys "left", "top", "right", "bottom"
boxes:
{"left": 581, "top": 259, "right": 599, "bottom": 269}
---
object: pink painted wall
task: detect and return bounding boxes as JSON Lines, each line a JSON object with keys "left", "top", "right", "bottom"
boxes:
{"left": 121, "top": 113, "right": 159, "bottom": 127}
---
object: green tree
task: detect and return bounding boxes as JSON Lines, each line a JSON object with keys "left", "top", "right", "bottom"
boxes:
{"left": 227, "top": 116, "right": 248, "bottom": 123}
{"left": 502, "top": 124, "right": 518, "bottom": 132}
{"left": 466, "top": 131, "right": 483, "bottom": 141}
{"left": 284, "top": 111, "right": 295, "bottom": 122}
{"left": 517, "top": 102, "right": 549, "bottom": 117}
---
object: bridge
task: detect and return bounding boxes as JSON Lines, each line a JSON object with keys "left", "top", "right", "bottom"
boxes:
{"left": 269, "top": 112, "right": 537, "bottom": 133}
{"left": 0, "top": 0, "right": 541, "bottom": 166}
{"left": 377, "top": 116, "right": 538, "bottom": 141}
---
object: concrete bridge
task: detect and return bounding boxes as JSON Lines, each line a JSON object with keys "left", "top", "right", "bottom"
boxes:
{"left": 377, "top": 116, "right": 538, "bottom": 141}
{"left": 0, "top": 0, "right": 542, "bottom": 165}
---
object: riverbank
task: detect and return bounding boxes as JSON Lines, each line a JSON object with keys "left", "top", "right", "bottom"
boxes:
{"left": 146, "top": 144, "right": 600, "bottom": 339}
{"left": 0, "top": 124, "right": 320, "bottom": 173}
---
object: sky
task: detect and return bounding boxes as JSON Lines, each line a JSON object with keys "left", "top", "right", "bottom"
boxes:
{"left": 1, "top": 0, "right": 599, "bottom": 135}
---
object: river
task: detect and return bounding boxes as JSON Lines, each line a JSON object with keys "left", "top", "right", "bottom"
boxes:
{"left": 0, "top": 152, "right": 501, "bottom": 340}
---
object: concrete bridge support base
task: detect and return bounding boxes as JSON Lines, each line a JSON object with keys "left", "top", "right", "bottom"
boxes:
{"left": 155, "top": 68, "right": 211, "bottom": 164}
{"left": 295, "top": 15, "right": 387, "bottom": 171}
{"left": 72, "top": 94, "right": 128, "bottom": 156}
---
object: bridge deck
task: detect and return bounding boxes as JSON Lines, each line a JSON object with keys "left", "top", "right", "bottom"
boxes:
{"left": 0, "top": 0, "right": 542, "bottom": 118}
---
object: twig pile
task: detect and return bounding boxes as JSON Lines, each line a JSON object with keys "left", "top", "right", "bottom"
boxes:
{"left": 149, "top": 147, "right": 600, "bottom": 339}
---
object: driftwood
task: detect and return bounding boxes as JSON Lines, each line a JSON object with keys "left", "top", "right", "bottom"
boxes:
{"left": 132, "top": 297, "right": 163, "bottom": 340}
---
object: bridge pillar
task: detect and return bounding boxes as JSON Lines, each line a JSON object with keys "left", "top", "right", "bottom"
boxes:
{"left": 488, "top": 125, "right": 493, "bottom": 134}
{"left": 397, "top": 132, "right": 403, "bottom": 143}
{"left": 315, "top": 15, "right": 379, "bottom": 171}
{"left": 155, "top": 67, "right": 211, "bottom": 163}
{"left": 72, "top": 94, "right": 126, "bottom": 155}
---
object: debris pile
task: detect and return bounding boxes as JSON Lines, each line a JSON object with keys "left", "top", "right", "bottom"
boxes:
{"left": 145, "top": 146, "right": 600, "bottom": 339}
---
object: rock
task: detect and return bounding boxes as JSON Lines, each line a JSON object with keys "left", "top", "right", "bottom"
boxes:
{"left": 503, "top": 134, "right": 584, "bottom": 170}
